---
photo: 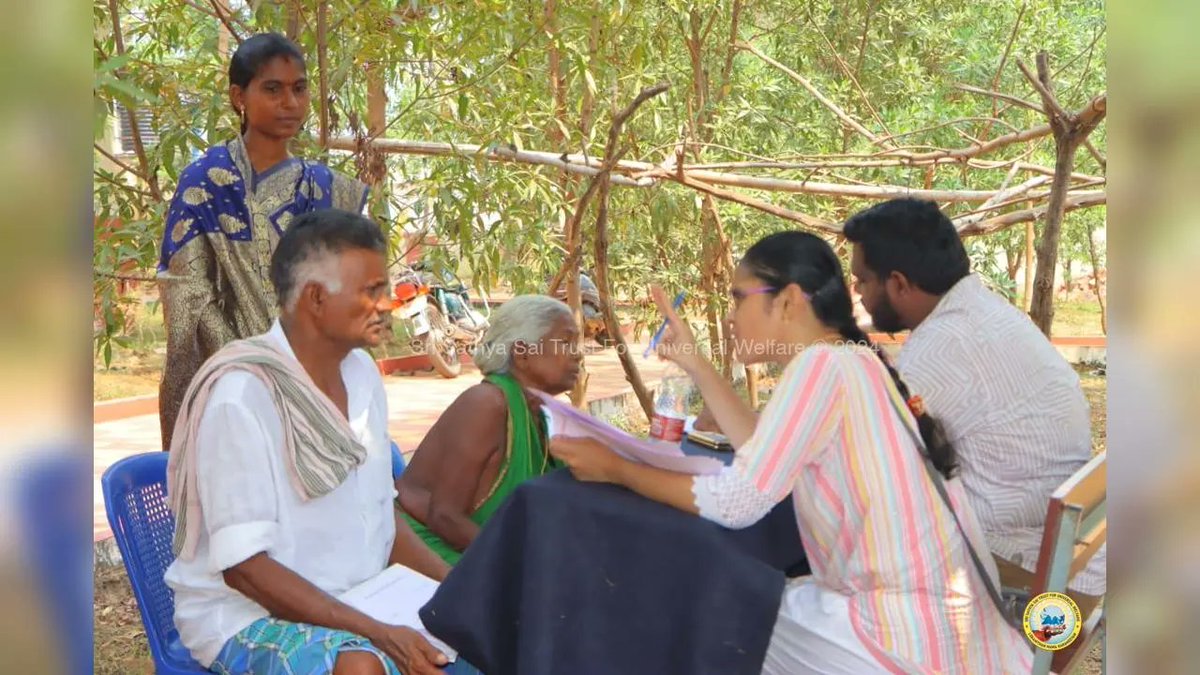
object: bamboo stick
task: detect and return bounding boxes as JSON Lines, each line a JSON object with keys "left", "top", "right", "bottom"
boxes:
{"left": 328, "top": 137, "right": 1105, "bottom": 203}
{"left": 951, "top": 176, "right": 1051, "bottom": 227}
{"left": 672, "top": 173, "right": 840, "bottom": 233}
{"left": 959, "top": 191, "right": 1106, "bottom": 236}
{"left": 659, "top": 168, "right": 1002, "bottom": 202}
{"left": 326, "top": 137, "right": 653, "bottom": 187}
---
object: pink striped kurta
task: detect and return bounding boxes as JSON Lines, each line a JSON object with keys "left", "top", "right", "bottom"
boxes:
{"left": 693, "top": 344, "right": 1033, "bottom": 673}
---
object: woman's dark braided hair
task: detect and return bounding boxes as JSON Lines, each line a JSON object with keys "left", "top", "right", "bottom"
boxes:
{"left": 740, "top": 230, "right": 958, "bottom": 479}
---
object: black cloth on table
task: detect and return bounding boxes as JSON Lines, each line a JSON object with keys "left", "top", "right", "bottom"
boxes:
{"left": 419, "top": 457, "right": 808, "bottom": 675}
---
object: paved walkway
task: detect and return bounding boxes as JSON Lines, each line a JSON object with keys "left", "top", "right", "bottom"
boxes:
{"left": 93, "top": 341, "right": 670, "bottom": 542}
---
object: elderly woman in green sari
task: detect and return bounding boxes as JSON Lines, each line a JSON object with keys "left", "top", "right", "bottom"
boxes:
{"left": 398, "top": 295, "right": 583, "bottom": 564}
{"left": 156, "top": 33, "right": 367, "bottom": 449}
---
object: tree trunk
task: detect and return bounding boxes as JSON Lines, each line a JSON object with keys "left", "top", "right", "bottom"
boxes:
{"left": 1029, "top": 139, "right": 1078, "bottom": 334}
{"left": 1061, "top": 257, "right": 1072, "bottom": 300}
{"left": 1005, "top": 244, "right": 1021, "bottom": 296}
{"left": 1024, "top": 50, "right": 1106, "bottom": 335}
{"left": 594, "top": 174, "right": 654, "bottom": 418}
{"left": 587, "top": 83, "right": 670, "bottom": 420}
{"left": 216, "top": 15, "right": 231, "bottom": 60}
{"left": 701, "top": 225, "right": 723, "bottom": 378}
{"left": 580, "top": 12, "right": 600, "bottom": 138}
{"left": 367, "top": 67, "right": 387, "bottom": 141}
{"left": 1086, "top": 219, "right": 1107, "bottom": 334}
{"left": 316, "top": 2, "right": 330, "bottom": 150}
{"left": 1023, "top": 221, "right": 1035, "bottom": 312}
{"left": 283, "top": 0, "right": 301, "bottom": 40}
{"left": 699, "top": 196, "right": 734, "bottom": 378}
{"left": 106, "top": 0, "right": 162, "bottom": 202}
{"left": 565, "top": 245, "right": 586, "bottom": 407}
{"left": 545, "top": 0, "right": 592, "bottom": 407}
{"left": 545, "top": 0, "right": 567, "bottom": 140}
{"left": 685, "top": 6, "right": 739, "bottom": 381}
{"left": 569, "top": 12, "right": 602, "bottom": 407}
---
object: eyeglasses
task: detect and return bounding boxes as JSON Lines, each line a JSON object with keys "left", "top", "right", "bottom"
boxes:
{"left": 730, "top": 285, "right": 777, "bottom": 308}
{"left": 731, "top": 285, "right": 777, "bottom": 300}
{"left": 730, "top": 285, "right": 813, "bottom": 308}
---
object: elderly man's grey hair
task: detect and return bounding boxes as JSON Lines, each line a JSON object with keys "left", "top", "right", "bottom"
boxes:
{"left": 473, "top": 295, "right": 574, "bottom": 375}
{"left": 281, "top": 249, "right": 342, "bottom": 312}
{"left": 270, "top": 209, "right": 387, "bottom": 312}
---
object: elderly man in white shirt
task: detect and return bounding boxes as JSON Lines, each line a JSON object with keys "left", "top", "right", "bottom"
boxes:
{"left": 845, "top": 198, "right": 1105, "bottom": 617}
{"left": 163, "top": 209, "right": 479, "bottom": 675}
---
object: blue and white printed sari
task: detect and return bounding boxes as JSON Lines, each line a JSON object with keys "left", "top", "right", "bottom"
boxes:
{"left": 156, "top": 136, "right": 367, "bottom": 447}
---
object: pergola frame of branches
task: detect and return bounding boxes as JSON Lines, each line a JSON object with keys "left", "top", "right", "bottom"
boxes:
{"left": 323, "top": 47, "right": 1105, "bottom": 417}
{"left": 96, "top": 1, "right": 1107, "bottom": 422}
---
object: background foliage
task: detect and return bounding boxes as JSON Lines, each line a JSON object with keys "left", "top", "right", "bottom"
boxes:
{"left": 93, "top": 0, "right": 1106, "bottom": 362}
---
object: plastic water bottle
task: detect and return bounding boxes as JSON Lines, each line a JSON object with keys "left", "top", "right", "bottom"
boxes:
{"left": 650, "top": 365, "right": 693, "bottom": 443}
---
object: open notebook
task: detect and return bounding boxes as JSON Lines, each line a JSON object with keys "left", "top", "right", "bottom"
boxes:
{"left": 338, "top": 564, "right": 458, "bottom": 663}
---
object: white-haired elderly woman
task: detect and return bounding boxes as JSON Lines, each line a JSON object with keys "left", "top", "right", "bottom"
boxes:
{"left": 397, "top": 295, "right": 582, "bottom": 565}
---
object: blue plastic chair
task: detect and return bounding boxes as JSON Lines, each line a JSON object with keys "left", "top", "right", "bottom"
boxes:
{"left": 102, "top": 452, "right": 207, "bottom": 674}
{"left": 103, "top": 447, "right": 409, "bottom": 674}
{"left": 17, "top": 450, "right": 94, "bottom": 675}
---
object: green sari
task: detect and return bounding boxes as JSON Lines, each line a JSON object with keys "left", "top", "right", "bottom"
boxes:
{"left": 404, "top": 373, "right": 559, "bottom": 565}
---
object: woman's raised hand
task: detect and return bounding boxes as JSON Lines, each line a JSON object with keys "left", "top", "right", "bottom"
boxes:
{"left": 650, "top": 285, "right": 705, "bottom": 373}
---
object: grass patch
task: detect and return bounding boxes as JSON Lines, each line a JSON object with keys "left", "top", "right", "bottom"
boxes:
{"left": 1075, "top": 361, "right": 1107, "bottom": 454}
{"left": 1011, "top": 297, "right": 1105, "bottom": 337}
{"left": 1052, "top": 301, "right": 1104, "bottom": 337}
{"left": 93, "top": 300, "right": 166, "bottom": 401}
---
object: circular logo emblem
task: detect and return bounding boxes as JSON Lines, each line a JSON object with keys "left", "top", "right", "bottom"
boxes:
{"left": 1023, "top": 592, "right": 1082, "bottom": 650}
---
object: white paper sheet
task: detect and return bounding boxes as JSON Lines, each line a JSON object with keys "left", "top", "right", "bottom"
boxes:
{"left": 338, "top": 564, "right": 458, "bottom": 662}
{"left": 534, "top": 391, "right": 726, "bottom": 476}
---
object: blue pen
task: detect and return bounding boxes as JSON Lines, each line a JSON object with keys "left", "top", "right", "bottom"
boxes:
{"left": 644, "top": 291, "right": 686, "bottom": 358}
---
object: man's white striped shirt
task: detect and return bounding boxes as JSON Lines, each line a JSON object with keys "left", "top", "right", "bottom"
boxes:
{"left": 896, "top": 274, "right": 1105, "bottom": 596}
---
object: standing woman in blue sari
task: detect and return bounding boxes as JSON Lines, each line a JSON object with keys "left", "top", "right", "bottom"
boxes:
{"left": 157, "top": 33, "right": 368, "bottom": 448}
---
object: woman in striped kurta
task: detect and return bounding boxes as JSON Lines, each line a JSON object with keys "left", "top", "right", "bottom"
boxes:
{"left": 550, "top": 231, "right": 1032, "bottom": 673}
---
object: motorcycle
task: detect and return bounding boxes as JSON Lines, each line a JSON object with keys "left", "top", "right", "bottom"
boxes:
{"left": 551, "top": 272, "right": 616, "bottom": 347}
{"left": 391, "top": 262, "right": 490, "bottom": 378}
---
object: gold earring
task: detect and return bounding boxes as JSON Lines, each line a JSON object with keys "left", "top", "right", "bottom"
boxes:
{"left": 239, "top": 107, "right": 246, "bottom": 128}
